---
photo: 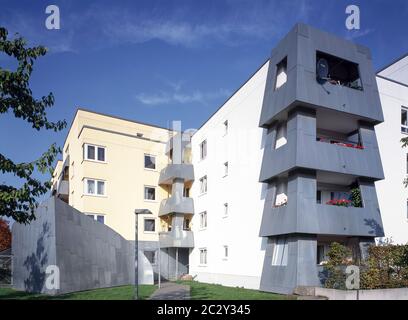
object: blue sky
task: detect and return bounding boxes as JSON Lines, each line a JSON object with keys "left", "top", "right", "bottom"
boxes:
{"left": 1, "top": 0, "right": 408, "bottom": 194}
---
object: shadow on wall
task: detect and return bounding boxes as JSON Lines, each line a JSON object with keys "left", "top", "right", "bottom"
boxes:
{"left": 318, "top": 267, "right": 328, "bottom": 286}
{"left": 23, "top": 222, "right": 50, "bottom": 293}
{"left": 364, "top": 216, "right": 384, "bottom": 236}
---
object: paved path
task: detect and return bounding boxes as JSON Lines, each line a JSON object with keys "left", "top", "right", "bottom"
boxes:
{"left": 149, "top": 282, "right": 191, "bottom": 300}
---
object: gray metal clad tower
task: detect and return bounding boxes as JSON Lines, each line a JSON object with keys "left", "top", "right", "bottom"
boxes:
{"left": 158, "top": 128, "right": 195, "bottom": 280}
{"left": 258, "top": 23, "right": 385, "bottom": 294}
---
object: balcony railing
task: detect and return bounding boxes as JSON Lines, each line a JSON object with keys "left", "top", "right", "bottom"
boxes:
{"left": 159, "top": 230, "right": 194, "bottom": 248}
{"left": 159, "top": 163, "right": 194, "bottom": 185}
{"left": 159, "top": 197, "right": 194, "bottom": 216}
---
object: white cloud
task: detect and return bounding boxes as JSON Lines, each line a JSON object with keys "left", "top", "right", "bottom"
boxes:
{"left": 135, "top": 88, "right": 231, "bottom": 106}
{"left": 0, "top": 0, "right": 313, "bottom": 51}
{"left": 98, "top": 1, "right": 311, "bottom": 48}
{"left": 345, "top": 28, "right": 375, "bottom": 40}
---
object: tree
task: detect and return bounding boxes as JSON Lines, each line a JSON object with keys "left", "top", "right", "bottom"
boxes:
{"left": 0, "top": 26, "right": 66, "bottom": 223}
{"left": 0, "top": 218, "right": 11, "bottom": 251}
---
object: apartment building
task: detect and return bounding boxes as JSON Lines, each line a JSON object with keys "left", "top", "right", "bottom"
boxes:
{"left": 48, "top": 24, "right": 407, "bottom": 294}
{"left": 375, "top": 54, "right": 408, "bottom": 245}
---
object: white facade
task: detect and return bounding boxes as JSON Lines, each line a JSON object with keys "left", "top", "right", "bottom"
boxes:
{"left": 375, "top": 54, "right": 408, "bottom": 244}
{"left": 189, "top": 62, "right": 269, "bottom": 289}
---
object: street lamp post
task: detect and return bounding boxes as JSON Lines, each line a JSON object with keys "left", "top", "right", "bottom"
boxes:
{"left": 134, "top": 209, "right": 152, "bottom": 300}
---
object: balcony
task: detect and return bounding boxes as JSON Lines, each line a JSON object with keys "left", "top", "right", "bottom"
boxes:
{"left": 259, "top": 175, "right": 384, "bottom": 238}
{"left": 159, "top": 164, "right": 194, "bottom": 185}
{"left": 159, "top": 197, "right": 194, "bottom": 216}
{"left": 159, "top": 230, "right": 194, "bottom": 248}
{"left": 259, "top": 130, "right": 384, "bottom": 183}
{"left": 258, "top": 24, "right": 383, "bottom": 128}
{"left": 57, "top": 180, "right": 69, "bottom": 196}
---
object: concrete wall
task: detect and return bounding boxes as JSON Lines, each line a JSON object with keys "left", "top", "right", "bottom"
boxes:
{"left": 315, "top": 287, "right": 408, "bottom": 300}
{"left": 12, "top": 197, "right": 153, "bottom": 295}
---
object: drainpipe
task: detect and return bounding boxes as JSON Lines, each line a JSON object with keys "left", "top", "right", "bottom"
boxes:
{"left": 176, "top": 247, "right": 179, "bottom": 280}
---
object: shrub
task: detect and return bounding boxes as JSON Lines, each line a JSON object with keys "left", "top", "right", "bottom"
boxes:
{"left": 360, "top": 244, "right": 408, "bottom": 289}
{"left": 323, "top": 242, "right": 353, "bottom": 289}
{"left": 323, "top": 240, "right": 408, "bottom": 290}
{"left": 350, "top": 188, "right": 363, "bottom": 208}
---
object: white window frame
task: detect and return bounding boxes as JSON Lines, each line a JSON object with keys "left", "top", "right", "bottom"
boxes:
{"left": 199, "top": 211, "right": 207, "bottom": 230}
{"left": 200, "top": 140, "right": 207, "bottom": 160}
{"left": 144, "top": 153, "right": 157, "bottom": 171}
{"left": 143, "top": 217, "right": 156, "bottom": 233}
{"left": 144, "top": 185, "right": 157, "bottom": 202}
{"left": 199, "top": 176, "right": 207, "bottom": 195}
{"left": 84, "top": 143, "right": 106, "bottom": 163}
{"left": 199, "top": 248, "right": 208, "bottom": 266}
{"left": 83, "top": 178, "right": 106, "bottom": 197}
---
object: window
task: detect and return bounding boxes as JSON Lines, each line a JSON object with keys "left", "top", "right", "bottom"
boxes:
{"left": 317, "top": 244, "right": 326, "bottom": 265}
{"left": 317, "top": 190, "right": 322, "bottom": 204}
{"left": 223, "top": 245, "right": 228, "bottom": 259}
{"left": 402, "top": 107, "right": 408, "bottom": 133}
{"left": 200, "top": 248, "right": 207, "bottom": 265}
{"left": 84, "top": 179, "right": 105, "bottom": 196}
{"left": 183, "top": 187, "right": 190, "bottom": 198}
{"left": 84, "top": 144, "right": 106, "bottom": 162}
{"left": 144, "top": 154, "right": 156, "bottom": 170}
{"left": 97, "top": 180, "right": 105, "bottom": 195}
{"left": 144, "top": 218, "right": 156, "bottom": 232}
{"left": 316, "top": 51, "right": 363, "bottom": 91}
{"left": 87, "top": 214, "right": 105, "bottom": 224}
{"left": 223, "top": 120, "right": 228, "bottom": 135}
{"left": 144, "top": 186, "right": 156, "bottom": 201}
{"left": 200, "top": 140, "right": 207, "bottom": 160}
{"left": 275, "top": 123, "right": 287, "bottom": 149}
{"left": 144, "top": 251, "right": 156, "bottom": 265}
{"left": 62, "top": 166, "right": 69, "bottom": 181}
{"left": 199, "top": 211, "right": 207, "bottom": 229}
{"left": 271, "top": 238, "right": 288, "bottom": 266}
{"left": 223, "top": 203, "right": 228, "bottom": 217}
{"left": 183, "top": 217, "right": 190, "bottom": 231}
{"left": 199, "top": 176, "right": 207, "bottom": 194}
{"left": 275, "top": 57, "right": 287, "bottom": 90}
{"left": 223, "top": 162, "right": 229, "bottom": 177}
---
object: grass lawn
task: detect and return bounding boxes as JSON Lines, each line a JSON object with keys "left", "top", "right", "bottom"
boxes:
{"left": 0, "top": 285, "right": 157, "bottom": 300}
{"left": 177, "top": 281, "right": 294, "bottom": 300}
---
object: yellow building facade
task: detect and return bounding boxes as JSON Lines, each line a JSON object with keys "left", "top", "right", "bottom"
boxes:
{"left": 52, "top": 109, "right": 172, "bottom": 242}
